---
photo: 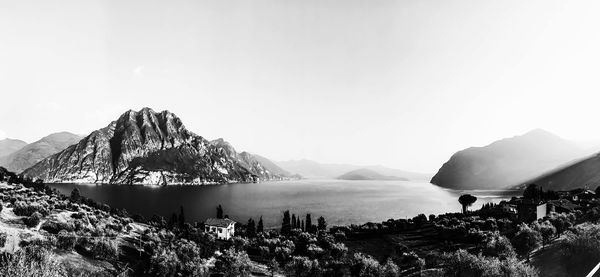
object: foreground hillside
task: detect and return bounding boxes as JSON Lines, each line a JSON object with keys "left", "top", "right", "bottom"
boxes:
{"left": 23, "top": 108, "right": 287, "bottom": 185}
{"left": 431, "top": 129, "right": 587, "bottom": 190}
{"left": 0, "top": 168, "right": 542, "bottom": 277}
{"left": 0, "top": 132, "right": 82, "bottom": 173}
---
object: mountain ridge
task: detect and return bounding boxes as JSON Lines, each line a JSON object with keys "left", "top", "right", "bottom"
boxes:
{"left": 23, "top": 108, "right": 288, "bottom": 185}
{"left": 0, "top": 138, "right": 27, "bottom": 158}
{"left": 276, "top": 159, "right": 430, "bottom": 180}
{"left": 0, "top": 132, "right": 82, "bottom": 173}
{"left": 431, "top": 129, "right": 590, "bottom": 190}
{"left": 337, "top": 168, "right": 408, "bottom": 181}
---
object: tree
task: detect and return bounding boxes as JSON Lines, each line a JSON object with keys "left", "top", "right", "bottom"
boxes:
{"left": 443, "top": 249, "right": 538, "bottom": 277}
{"left": 282, "top": 211, "right": 291, "bottom": 235}
{"left": 482, "top": 235, "right": 516, "bottom": 260}
{"left": 169, "top": 213, "right": 178, "bottom": 229}
{"left": 215, "top": 248, "right": 252, "bottom": 277}
{"left": 257, "top": 216, "right": 264, "bottom": 233}
{"left": 178, "top": 206, "right": 185, "bottom": 228}
{"left": 458, "top": 194, "right": 477, "bottom": 214}
{"left": 381, "top": 259, "right": 400, "bottom": 277}
{"left": 349, "top": 253, "right": 382, "bottom": 277}
{"left": 523, "top": 184, "right": 542, "bottom": 200}
{"left": 532, "top": 221, "right": 556, "bottom": 249}
{"left": 247, "top": 218, "right": 256, "bottom": 238}
{"left": 296, "top": 217, "right": 301, "bottom": 230}
{"left": 217, "top": 205, "right": 224, "bottom": 219}
{"left": 511, "top": 224, "right": 542, "bottom": 261}
{"left": 301, "top": 220, "right": 305, "bottom": 232}
{"left": 306, "top": 214, "right": 313, "bottom": 234}
{"left": 317, "top": 216, "right": 327, "bottom": 231}
{"left": 70, "top": 188, "right": 81, "bottom": 203}
{"left": 292, "top": 214, "right": 297, "bottom": 229}
{"left": 269, "top": 258, "right": 279, "bottom": 277}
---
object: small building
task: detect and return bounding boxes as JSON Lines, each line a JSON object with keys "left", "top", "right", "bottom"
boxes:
{"left": 497, "top": 201, "right": 517, "bottom": 214}
{"left": 517, "top": 200, "right": 547, "bottom": 222}
{"left": 573, "top": 189, "right": 596, "bottom": 201}
{"left": 547, "top": 199, "right": 579, "bottom": 214}
{"left": 204, "top": 218, "right": 236, "bottom": 240}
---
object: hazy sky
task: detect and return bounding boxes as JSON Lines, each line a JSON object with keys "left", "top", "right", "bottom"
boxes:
{"left": 2, "top": 0, "right": 600, "bottom": 173}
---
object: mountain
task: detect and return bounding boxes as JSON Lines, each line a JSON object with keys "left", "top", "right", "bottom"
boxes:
{"left": 276, "top": 159, "right": 430, "bottom": 180}
{"left": 23, "top": 108, "right": 286, "bottom": 185}
{"left": 0, "top": 132, "right": 82, "bottom": 173}
{"left": 337, "top": 168, "right": 408, "bottom": 181}
{"left": 0, "top": 138, "right": 27, "bottom": 158}
{"left": 431, "top": 129, "right": 589, "bottom": 190}
{"left": 523, "top": 153, "right": 600, "bottom": 191}
{"left": 250, "top": 154, "right": 295, "bottom": 177}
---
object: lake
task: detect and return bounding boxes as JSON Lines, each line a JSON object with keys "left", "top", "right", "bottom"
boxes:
{"left": 48, "top": 180, "right": 520, "bottom": 228}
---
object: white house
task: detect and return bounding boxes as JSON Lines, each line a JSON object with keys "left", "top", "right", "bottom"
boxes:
{"left": 204, "top": 218, "right": 236, "bottom": 240}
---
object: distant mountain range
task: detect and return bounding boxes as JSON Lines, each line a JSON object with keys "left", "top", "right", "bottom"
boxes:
{"left": 0, "top": 132, "right": 82, "bottom": 173}
{"left": 275, "top": 159, "right": 430, "bottom": 181}
{"left": 23, "top": 108, "right": 290, "bottom": 185}
{"left": 0, "top": 138, "right": 27, "bottom": 158}
{"left": 431, "top": 129, "right": 590, "bottom": 190}
{"left": 337, "top": 168, "right": 408, "bottom": 181}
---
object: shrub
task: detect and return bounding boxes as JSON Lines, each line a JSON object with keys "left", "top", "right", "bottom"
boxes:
{"left": 13, "top": 201, "right": 48, "bottom": 217}
{"left": 443, "top": 249, "right": 538, "bottom": 277}
{"left": 41, "top": 220, "right": 75, "bottom": 234}
{"left": 0, "top": 233, "right": 6, "bottom": 248}
{"left": 91, "top": 239, "right": 119, "bottom": 261}
{"left": 150, "top": 247, "right": 180, "bottom": 277}
{"left": 0, "top": 246, "right": 67, "bottom": 277}
{"left": 23, "top": 212, "right": 42, "bottom": 228}
{"left": 56, "top": 230, "right": 76, "bottom": 251}
{"left": 215, "top": 248, "right": 253, "bottom": 277}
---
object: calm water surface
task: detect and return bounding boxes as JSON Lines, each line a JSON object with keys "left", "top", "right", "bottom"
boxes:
{"left": 49, "top": 180, "right": 519, "bottom": 227}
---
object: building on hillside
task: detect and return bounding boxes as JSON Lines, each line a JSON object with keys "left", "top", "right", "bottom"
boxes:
{"left": 204, "top": 218, "right": 236, "bottom": 240}
{"left": 516, "top": 200, "right": 547, "bottom": 222}
{"left": 547, "top": 199, "right": 580, "bottom": 214}
{"left": 573, "top": 189, "right": 596, "bottom": 201}
{"left": 497, "top": 201, "right": 517, "bottom": 214}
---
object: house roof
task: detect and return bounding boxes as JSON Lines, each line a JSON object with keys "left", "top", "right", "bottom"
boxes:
{"left": 205, "top": 218, "right": 236, "bottom": 228}
{"left": 548, "top": 199, "right": 580, "bottom": 211}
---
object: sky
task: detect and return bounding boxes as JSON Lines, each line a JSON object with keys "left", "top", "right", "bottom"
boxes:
{"left": 1, "top": 0, "right": 600, "bottom": 173}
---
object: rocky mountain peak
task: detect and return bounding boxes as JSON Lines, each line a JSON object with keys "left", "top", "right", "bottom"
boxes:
{"left": 23, "top": 108, "right": 288, "bottom": 185}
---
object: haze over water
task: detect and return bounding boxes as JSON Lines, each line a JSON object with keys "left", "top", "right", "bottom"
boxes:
{"left": 49, "top": 180, "right": 518, "bottom": 227}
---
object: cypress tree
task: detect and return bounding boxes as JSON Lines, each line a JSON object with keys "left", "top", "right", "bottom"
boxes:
{"left": 247, "top": 218, "right": 256, "bottom": 237}
{"left": 306, "top": 214, "right": 312, "bottom": 234}
{"left": 257, "top": 216, "right": 264, "bottom": 233}
{"left": 178, "top": 206, "right": 185, "bottom": 228}
{"left": 281, "top": 210, "right": 291, "bottom": 235}
{"left": 216, "top": 204, "right": 223, "bottom": 219}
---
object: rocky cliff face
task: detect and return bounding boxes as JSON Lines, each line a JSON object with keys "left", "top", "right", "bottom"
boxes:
{"left": 0, "top": 132, "right": 82, "bottom": 173}
{"left": 23, "top": 108, "right": 285, "bottom": 185}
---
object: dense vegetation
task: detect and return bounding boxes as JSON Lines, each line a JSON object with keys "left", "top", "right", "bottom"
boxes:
{"left": 0, "top": 167, "right": 598, "bottom": 276}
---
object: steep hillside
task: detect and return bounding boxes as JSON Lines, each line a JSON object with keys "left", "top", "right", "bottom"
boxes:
{"left": 431, "top": 129, "right": 588, "bottom": 189}
{"left": 0, "top": 132, "right": 82, "bottom": 173}
{"left": 523, "top": 153, "right": 600, "bottom": 190}
{"left": 23, "top": 108, "right": 285, "bottom": 185}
